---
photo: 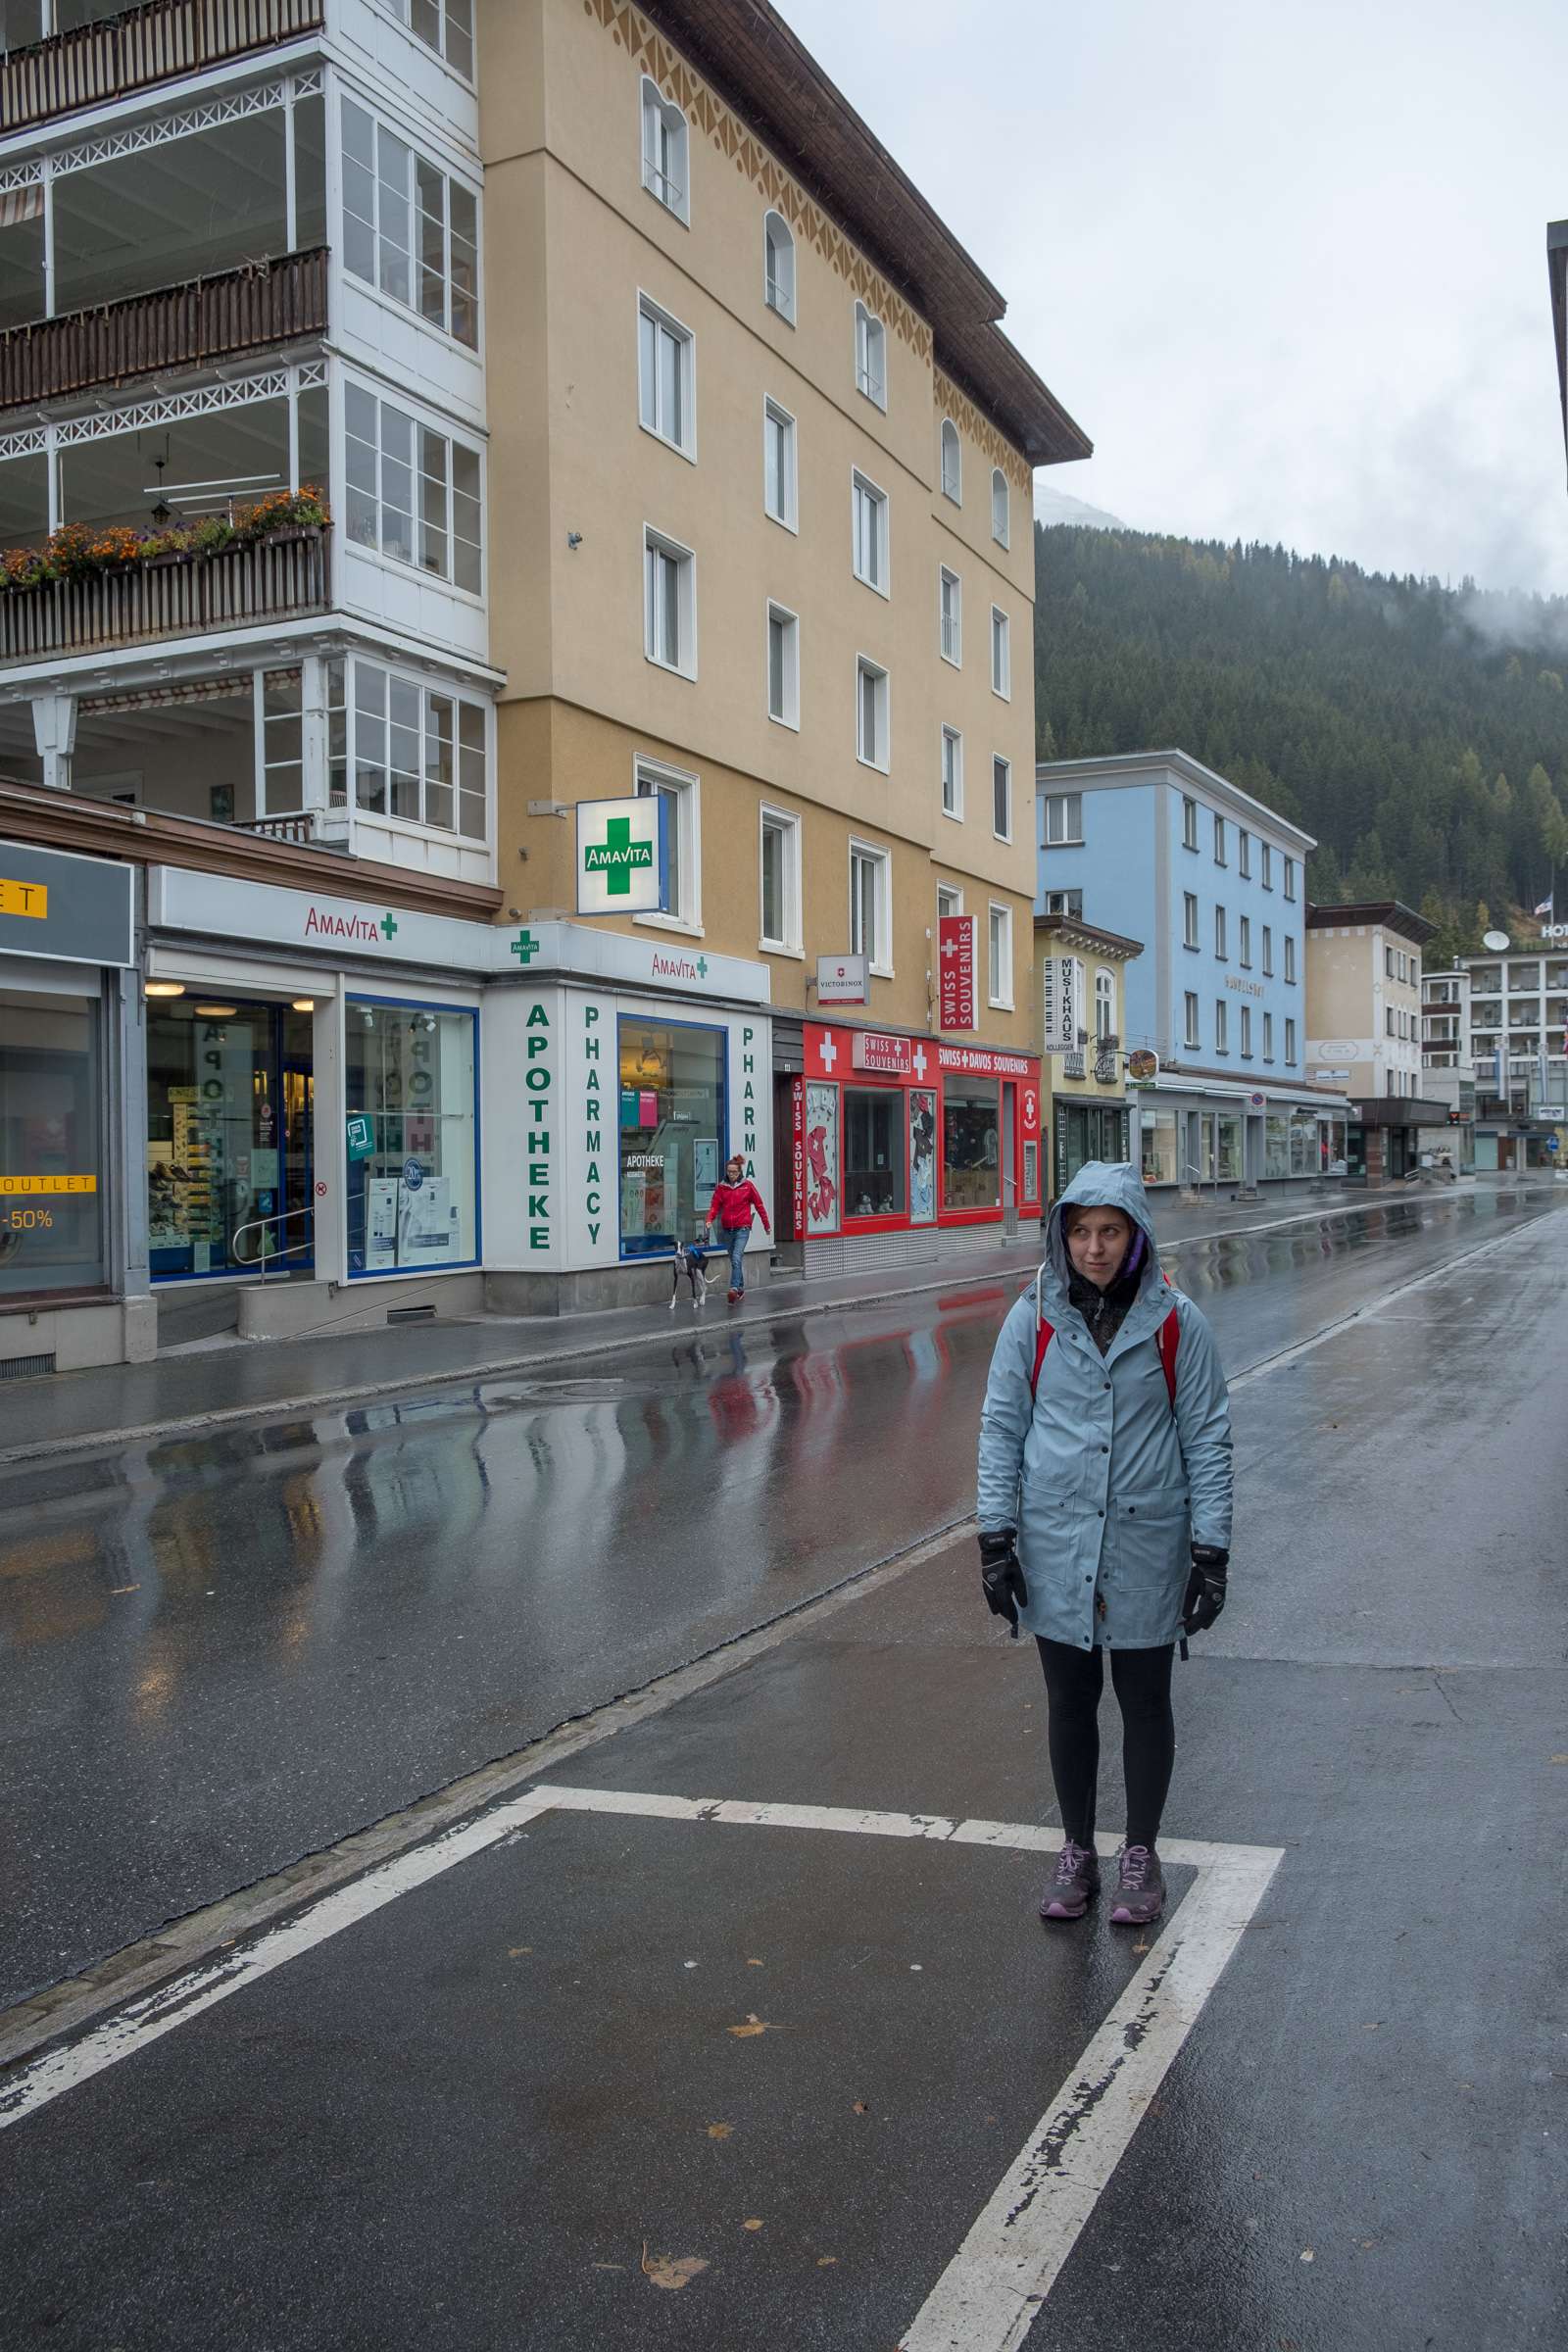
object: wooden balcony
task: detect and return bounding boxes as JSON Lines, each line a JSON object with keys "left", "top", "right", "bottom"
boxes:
{"left": 2, "top": 0, "right": 323, "bottom": 133}
{"left": 0, "top": 248, "right": 327, "bottom": 413}
{"left": 0, "top": 526, "right": 329, "bottom": 664}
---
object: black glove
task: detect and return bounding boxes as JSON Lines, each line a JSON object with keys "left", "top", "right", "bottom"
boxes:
{"left": 979, "top": 1529, "right": 1028, "bottom": 1638}
{"left": 1182, "top": 1544, "right": 1229, "bottom": 1637}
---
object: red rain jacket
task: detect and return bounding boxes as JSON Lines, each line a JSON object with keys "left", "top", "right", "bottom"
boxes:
{"left": 708, "top": 1178, "right": 771, "bottom": 1234}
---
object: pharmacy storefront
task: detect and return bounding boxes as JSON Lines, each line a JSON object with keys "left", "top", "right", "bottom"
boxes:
{"left": 1, "top": 841, "right": 147, "bottom": 1373}
{"left": 144, "top": 869, "right": 772, "bottom": 1327}
{"left": 793, "top": 1023, "right": 1042, "bottom": 1274}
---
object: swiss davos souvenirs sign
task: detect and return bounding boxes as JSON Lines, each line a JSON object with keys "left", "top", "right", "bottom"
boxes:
{"left": 938, "top": 913, "right": 976, "bottom": 1031}
{"left": 575, "top": 796, "right": 666, "bottom": 917}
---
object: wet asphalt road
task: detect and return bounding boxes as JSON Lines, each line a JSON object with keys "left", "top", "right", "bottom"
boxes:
{"left": 1, "top": 1181, "right": 1565, "bottom": 2350}
{"left": 0, "top": 1183, "right": 1561, "bottom": 2011}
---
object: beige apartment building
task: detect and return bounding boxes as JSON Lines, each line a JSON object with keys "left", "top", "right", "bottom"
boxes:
{"left": 477, "top": 0, "right": 1087, "bottom": 1279}
{"left": 1305, "top": 901, "right": 1443, "bottom": 1180}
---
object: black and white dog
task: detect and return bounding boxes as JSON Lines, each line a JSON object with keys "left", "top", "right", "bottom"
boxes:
{"left": 669, "top": 1235, "right": 710, "bottom": 1309}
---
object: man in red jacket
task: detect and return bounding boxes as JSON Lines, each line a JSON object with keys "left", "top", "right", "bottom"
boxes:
{"left": 707, "top": 1154, "right": 771, "bottom": 1302}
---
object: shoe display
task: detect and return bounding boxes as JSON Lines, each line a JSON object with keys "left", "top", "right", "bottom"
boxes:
{"left": 1040, "top": 1839, "right": 1100, "bottom": 1922}
{"left": 1109, "top": 1843, "right": 1165, "bottom": 1926}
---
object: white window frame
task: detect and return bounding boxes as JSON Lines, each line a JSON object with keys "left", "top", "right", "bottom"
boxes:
{"left": 1215, "top": 999, "right": 1229, "bottom": 1054}
{"left": 940, "top": 724, "right": 963, "bottom": 820}
{"left": 851, "top": 467, "right": 890, "bottom": 595}
{"left": 849, "top": 837, "right": 893, "bottom": 975}
{"left": 1239, "top": 913, "right": 1251, "bottom": 967}
{"left": 340, "top": 95, "right": 479, "bottom": 350}
{"left": 988, "top": 902, "right": 1014, "bottom": 1009}
{"left": 1240, "top": 1004, "right": 1252, "bottom": 1057}
{"left": 1095, "top": 967, "right": 1114, "bottom": 1040}
{"left": 384, "top": 0, "right": 474, "bottom": 77}
{"left": 328, "top": 653, "right": 490, "bottom": 844}
{"left": 765, "top": 600, "right": 800, "bottom": 730}
{"left": 992, "top": 754, "right": 1012, "bottom": 844}
{"left": 762, "top": 396, "right": 797, "bottom": 531}
{"left": 1183, "top": 991, "right": 1200, "bottom": 1050}
{"left": 1239, "top": 828, "right": 1251, "bottom": 878}
{"left": 1213, "top": 811, "right": 1226, "bottom": 865}
{"left": 990, "top": 466, "right": 1010, "bottom": 548}
{"left": 856, "top": 654, "right": 890, "bottom": 772}
{"left": 636, "top": 292, "right": 696, "bottom": 461}
{"left": 762, "top": 209, "right": 795, "bottom": 322}
{"left": 1261, "top": 924, "right": 1274, "bottom": 976}
{"left": 343, "top": 376, "right": 483, "bottom": 596}
{"left": 939, "top": 565, "right": 961, "bottom": 665}
{"left": 990, "top": 604, "right": 1011, "bottom": 699}
{"left": 1183, "top": 892, "right": 1199, "bottom": 951}
{"left": 1214, "top": 905, "right": 1227, "bottom": 960}
{"left": 854, "top": 300, "right": 887, "bottom": 409}
{"left": 641, "top": 77, "right": 690, "bottom": 222}
{"left": 1182, "top": 795, "right": 1199, "bottom": 850}
{"left": 643, "top": 524, "right": 697, "bottom": 680}
{"left": 1285, "top": 934, "right": 1298, "bottom": 984}
{"left": 937, "top": 883, "right": 963, "bottom": 926}
{"left": 1284, "top": 857, "right": 1298, "bottom": 902}
{"left": 940, "top": 417, "right": 961, "bottom": 503}
{"left": 1262, "top": 1010, "right": 1273, "bottom": 1060}
{"left": 1285, "top": 1015, "right": 1297, "bottom": 1063}
{"left": 1261, "top": 842, "right": 1273, "bottom": 888}
{"left": 634, "top": 754, "right": 702, "bottom": 933}
{"left": 1044, "top": 792, "right": 1082, "bottom": 846}
{"left": 759, "top": 803, "right": 802, "bottom": 955}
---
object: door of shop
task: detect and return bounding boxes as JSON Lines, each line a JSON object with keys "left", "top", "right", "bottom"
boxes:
{"left": 1001, "top": 1082, "right": 1017, "bottom": 1236}
{"left": 146, "top": 999, "right": 315, "bottom": 1280}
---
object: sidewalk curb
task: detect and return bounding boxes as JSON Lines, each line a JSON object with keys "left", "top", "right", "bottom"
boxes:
{"left": 0, "top": 1191, "right": 1548, "bottom": 1468}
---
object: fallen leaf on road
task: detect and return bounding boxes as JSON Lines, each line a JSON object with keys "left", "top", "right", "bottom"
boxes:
{"left": 641, "top": 2243, "right": 710, "bottom": 2291}
{"left": 707, "top": 2124, "right": 733, "bottom": 2140}
{"left": 742, "top": 2219, "right": 763, "bottom": 2231}
{"left": 109, "top": 1585, "right": 140, "bottom": 1595}
{"left": 1550, "top": 1754, "right": 1568, "bottom": 1765}
{"left": 817, "top": 2256, "right": 837, "bottom": 2267}
{"left": 508, "top": 1945, "right": 532, "bottom": 1957}
{"left": 1299, "top": 2249, "right": 1315, "bottom": 2263}
{"left": 592, "top": 2262, "right": 626, "bottom": 2271}
{"left": 853, "top": 2100, "right": 869, "bottom": 2115}
{"left": 747, "top": 1957, "right": 764, "bottom": 1967}
{"left": 727, "top": 2014, "right": 773, "bottom": 2037}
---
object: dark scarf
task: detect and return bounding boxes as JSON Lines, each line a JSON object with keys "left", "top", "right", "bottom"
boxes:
{"left": 1066, "top": 1230, "right": 1148, "bottom": 1355}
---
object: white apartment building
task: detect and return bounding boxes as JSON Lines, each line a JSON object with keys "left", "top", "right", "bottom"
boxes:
{"left": 1420, "top": 965, "right": 1470, "bottom": 1071}
{"left": 1451, "top": 944, "right": 1568, "bottom": 1168}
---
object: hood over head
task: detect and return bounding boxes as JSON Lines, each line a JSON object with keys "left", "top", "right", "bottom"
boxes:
{"left": 1039, "top": 1160, "right": 1163, "bottom": 1319}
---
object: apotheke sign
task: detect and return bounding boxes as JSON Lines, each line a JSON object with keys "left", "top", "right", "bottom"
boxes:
{"left": 575, "top": 796, "right": 665, "bottom": 917}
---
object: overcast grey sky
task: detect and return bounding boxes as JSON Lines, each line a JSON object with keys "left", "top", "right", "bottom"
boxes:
{"left": 780, "top": 0, "right": 1568, "bottom": 595}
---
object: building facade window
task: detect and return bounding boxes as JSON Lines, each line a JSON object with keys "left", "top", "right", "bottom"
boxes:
{"left": 1, "top": 990, "right": 104, "bottom": 1298}
{"left": 993, "top": 755, "right": 1011, "bottom": 841}
{"left": 856, "top": 657, "right": 890, "bottom": 770}
{"left": 852, "top": 470, "right": 889, "bottom": 592}
{"left": 1215, "top": 999, "right": 1228, "bottom": 1053}
{"left": 760, "top": 806, "right": 801, "bottom": 952}
{"left": 937, "top": 884, "right": 963, "bottom": 921}
{"left": 1239, "top": 828, "right": 1250, "bottom": 878}
{"left": 1183, "top": 991, "right": 1200, "bottom": 1049}
{"left": 1261, "top": 843, "right": 1273, "bottom": 888}
{"left": 843, "top": 1088, "right": 906, "bottom": 1219}
{"left": 944, "top": 1074, "right": 1001, "bottom": 1210}
{"left": 637, "top": 295, "right": 695, "bottom": 456}
{"left": 1095, "top": 967, "right": 1114, "bottom": 1039}
{"left": 1213, "top": 811, "right": 1226, "bottom": 864}
{"left": 1214, "top": 906, "right": 1227, "bottom": 959}
{"left": 762, "top": 210, "right": 795, "bottom": 319}
{"left": 766, "top": 602, "right": 800, "bottom": 728}
{"left": 1263, "top": 1010, "right": 1273, "bottom": 1058}
{"left": 390, "top": 0, "right": 474, "bottom": 77}
{"left": 344, "top": 382, "right": 481, "bottom": 592}
{"left": 644, "top": 527, "right": 696, "bottom": 677}
{"left": 990, "top": 606, "right": 1010, "bottom": 698}
{"left": 1239, "top": 914, "right": 1251, "bottom": 967}
{"left": 988, "top": 903, "right": 1013, "bottom": 1006}
{"left": 345, "top": 1000, "right": 478, "bottom": 1274}
{"left": 939, "top": 566, "right": 962, "bottom": 664}
{"left": 940, "top": 418, "right": 961, "bottom": 502}
{"left": 1284, "top": 934, "right": 1297, "bottom": 983}
{"left": 1284, "top": 857, "right": 1298, "bottom": 902}
{"left": 990, "top": 466, "right": 1009, "bottom": 547}
{"left": 1285, "top": 1016, "right": 1298, "bottom": 1063}
{"left": 1044, "top": 888, "right": 1083, "bottom": 918}
{"left": 327, "top": 658, "right": 486, "bottom": 838}
{"left": 641, "top": 78, "right": 690, "bottom": 220}
{"left": 855, "top": 301, "right": 887, "bottom": 406}
{"left": 1261, "top": 924, "right": 1274, "bottom": 976}
{"left": 1182, "top": 795, "right": 1199, "bottom": 850}
{"left": 941, "top": 725, "right": 963, "bottom": 818}
{"left": 342, "top": 97, "right": 477, "bottom": 346}
{"left": 617, "top": 1019, "right": 724, "bottom": 1257}
{"left": 850, "top": 840, "right": 891, "bottom": 970}
{"left": 1183, "top": 892, "right": 1199, "bottom": 950}
{"left": 1240, "top": 1004, "right": 1252, "bottom": 1056}
{"left": 763, "top": 398, "right": 797, "bottom": 528}
{"left": 1045, "top": 792, "right": 1082, "bottom": 845}
{"left": 635, "top": 761, "right": 700, "bottom": 926}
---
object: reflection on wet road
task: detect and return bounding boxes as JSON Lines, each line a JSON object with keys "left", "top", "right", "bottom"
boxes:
{"left": 0, "top": 1185, "right": 1558, "bottom": 2003}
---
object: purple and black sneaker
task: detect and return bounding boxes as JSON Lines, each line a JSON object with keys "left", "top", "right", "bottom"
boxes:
{"left": 1109, "top": 1843, "right": 1165, "bottom": 1926}
{"left": 1040, "top": 1839, "right": 1101, "bottom": 1922}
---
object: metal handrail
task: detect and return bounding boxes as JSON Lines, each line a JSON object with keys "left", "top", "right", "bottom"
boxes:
{"left": 231, "top": 1199, "right": 313, "bottom": 1279}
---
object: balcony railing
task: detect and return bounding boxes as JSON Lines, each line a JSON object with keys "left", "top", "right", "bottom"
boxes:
{"left": 2, "top": 0, "right": 323, "bottom": 133}
{"left": 0, "top": 248, "right": 327, "bottom": 413}
{"left": 0, "top": 525, "right": 328, "bottom": 663}
{"left": 236, "top": 807, "right": 348, "bottom": 848}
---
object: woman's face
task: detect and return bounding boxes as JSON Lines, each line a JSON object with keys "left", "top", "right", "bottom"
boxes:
{"left": 725, "top": 1158, "right": 743, "bottom": 1180}
{"left": 1064, "top": 1207, "right": 1133, "bottom": 1290}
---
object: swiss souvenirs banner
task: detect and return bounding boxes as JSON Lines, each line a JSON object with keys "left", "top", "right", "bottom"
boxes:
{"left": 938, "top": 914, "right": 976, "bottom": 1031}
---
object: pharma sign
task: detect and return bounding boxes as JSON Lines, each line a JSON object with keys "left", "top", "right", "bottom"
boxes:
{"left": 575, "top": 796, "right": 666, "bottom": 917}
{"left": 938, "top": 915, "right": 976, "bottom": 1031}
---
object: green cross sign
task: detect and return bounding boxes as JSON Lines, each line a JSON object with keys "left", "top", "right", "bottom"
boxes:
{"left": 583, "top": 814, "right": 655, "bottom": 897}
{"left": 379, "top": 912, "right": 398, "bottom": 940}
{"left": 696, "top": 956, "right": 709, "bottom": 979}
{"left": 511, "top": 929, "right": 540, "bottom": 966}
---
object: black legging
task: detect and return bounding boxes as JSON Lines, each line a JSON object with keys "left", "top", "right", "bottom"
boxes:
{"left": 1035, "top": 1638, "right": 1175, "bottom": 1851}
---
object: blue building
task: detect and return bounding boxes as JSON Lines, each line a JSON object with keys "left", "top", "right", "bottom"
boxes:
{"left": 1035, "top": 750, "right": 1348, "bottom": 1194}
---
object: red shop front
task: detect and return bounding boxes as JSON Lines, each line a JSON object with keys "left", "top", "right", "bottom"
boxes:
{"left": 794, "top": 1024, "right": 1041, "bottom": 1266}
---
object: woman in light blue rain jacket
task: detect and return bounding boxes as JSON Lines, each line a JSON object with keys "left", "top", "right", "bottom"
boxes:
{"left": 976, "top": 1161, "right": 1232, "bottom": 1928}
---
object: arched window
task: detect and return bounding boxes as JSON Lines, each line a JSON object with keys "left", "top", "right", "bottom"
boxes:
{"left": 991, "top": 466, "right": 1009, "bottom": 547}
{"left": 1095, "top": 968, "right": 1115, "bottom": 1041}
{"left": 854, "top": 300, "right": 886, "bottom": 409}
{"left": 763, "top": 210, "right": 795, "bottom": 321}
{"left": 641, "top": 76, "right": 690, "bottom": 222}
{"left": 940, "top": 417, "right": 960, "bottom": 503}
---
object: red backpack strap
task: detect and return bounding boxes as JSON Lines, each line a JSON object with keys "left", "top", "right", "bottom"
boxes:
{"left": 1029, "top": 1314, "right": 1054, "bottom": 1400}
{"left": 1157, "top": 1303, "right": 1180, "bottom": 1409}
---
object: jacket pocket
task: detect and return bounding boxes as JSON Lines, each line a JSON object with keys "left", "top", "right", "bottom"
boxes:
{"left": 1107, "top": 1492, "right": 1188, "bottom": 1586}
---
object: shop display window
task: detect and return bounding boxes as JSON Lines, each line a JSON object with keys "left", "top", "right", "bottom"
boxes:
{"left": 1140, "top": 1105, "right": 1179, "bottom": 1186}
{"left": 1217, "top": 1116, "right": 1243, "bottom": 1184}
{"left": 844, "top": 1086, "right": 906, "bottom": 1218}
{"left": 0, "top": 991, "right": 105, "bottom": 1298}
{"left": 1289, "top": 1109, "right": 1317, "bottom": 1175}
{"left": 147, "top": 1001, "right": 313, "bottom": 1280}
{"left": 346, "top": 1000, "right": 477, "bottom": 1274}
{"left": 909, "top": 1089, "right": 937, "bottom": 1224}
{"left": 1264, "top": 1113, "right": 1292, "bottom": 1181}
{"left": 942, "top": 1076, "right": 1000, "bottom": 1210}
{"left": 617, "top": 1019, "right": 725, "bottom": 1257}
{"left": 804, "top": 1081, "right": 839, "bottom": 1235}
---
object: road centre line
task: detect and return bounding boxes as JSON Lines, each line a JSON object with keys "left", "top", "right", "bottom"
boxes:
{"left": 2, "top": 1208, "right": 1547, "bottom": 2074}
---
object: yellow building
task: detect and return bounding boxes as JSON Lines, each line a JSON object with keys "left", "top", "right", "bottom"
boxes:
{"left": 478, "top": 0, "right": 1089, "bottom": 1282}
{"left": 1035, "top": 913, "right": 1144, "bottom": 1203}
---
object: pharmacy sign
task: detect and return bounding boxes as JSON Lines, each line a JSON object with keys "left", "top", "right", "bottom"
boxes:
{"left": 575, "top": 796, "right": 666, "bottom": 916}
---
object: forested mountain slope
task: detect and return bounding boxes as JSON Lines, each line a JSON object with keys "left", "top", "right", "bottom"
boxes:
{"left": 1034, "top": 527, "right": 1568, "bottom": 959}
